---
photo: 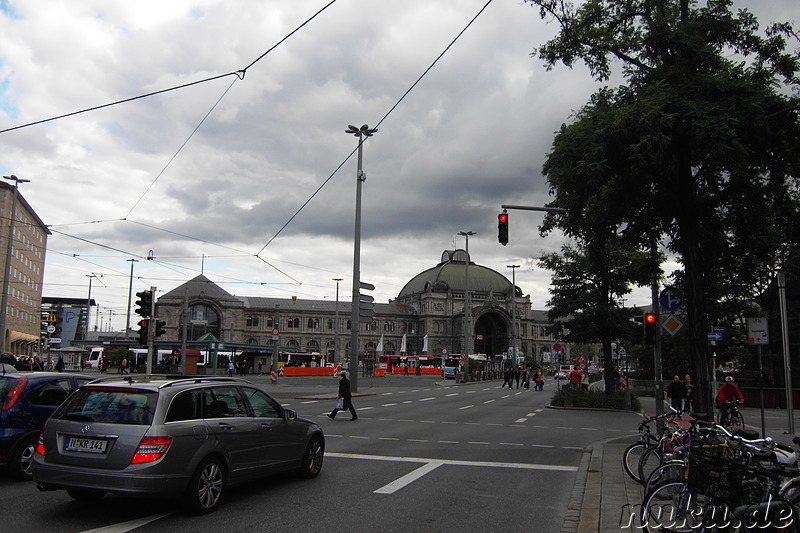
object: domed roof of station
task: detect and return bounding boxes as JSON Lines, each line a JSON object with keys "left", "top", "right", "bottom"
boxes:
{"left": 398, "top": 250, "right": 519, "bottom": 298}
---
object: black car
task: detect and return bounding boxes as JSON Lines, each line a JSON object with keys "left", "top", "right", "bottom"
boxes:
{"left": 0, "top": 372, "right": 93, "bottom": 480}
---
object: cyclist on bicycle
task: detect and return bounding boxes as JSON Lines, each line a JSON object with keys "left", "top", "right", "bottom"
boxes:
{"left": 716, "top": 375, "right": 744, "bottom": 423}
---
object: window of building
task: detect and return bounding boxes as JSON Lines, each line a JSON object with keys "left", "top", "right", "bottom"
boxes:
{"left": 246, "top": 315, "right": 260, "bottom": 328}
{"left": 287, "top": 318, "right": 300, "bottom": 329}
{"left": 384, "top": 321, "right": 395, "bottom": 332}
{"left": 307, "top": 318, "right": 319, "bottom": 329}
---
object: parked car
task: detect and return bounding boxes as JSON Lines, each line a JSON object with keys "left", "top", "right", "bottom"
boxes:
{"left": 0, "top": 372, "right": 93, "bottom": 480}
{"left": 33, "top": 376, "right": 325, "bottom": 514}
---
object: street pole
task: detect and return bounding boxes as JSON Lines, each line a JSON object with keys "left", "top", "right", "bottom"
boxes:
{"left": 125, "top": 259, "right": 138, "bottom": 338}
{"left": 346, "top": 124, "right": 377, "bottom": 393}
{"left": 146, "top": 286, "right": 156, "bottom": 375}
{"left": 508, "top": 265, "right": 519, "bottom": 366}
{"left": 0, "top": 175, "right": 29, "bottom": 352}
{"left": 333, "top": 278, "right": 343, "bottom": 366}
{"left": 778, "top": 271, "right": 794, "bottom": 434}
{"left": 458, "top": 231, "right": 475, "bottom": 382}
{"left": 85, "top": 274, "right": 99, "bottom": 341}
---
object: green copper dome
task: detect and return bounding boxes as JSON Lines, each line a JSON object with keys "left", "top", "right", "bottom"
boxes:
{"left": 398, "top": 250, "right": 518, "bottom": 298}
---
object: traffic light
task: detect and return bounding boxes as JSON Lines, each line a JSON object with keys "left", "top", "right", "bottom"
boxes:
{"left": 135, "top": 290, "right": 153, "bottom": 317}
{"left": 498, "top": 212, "right": 509, "bottom": 246}
{"left": 644, "top": 313, "right": 657, "bottom": 346}
{"left": 154, "top": 320, "right": 167, "bottom": 337}
{"left": 136, "top": 319, "right": 149, "bottom": 345}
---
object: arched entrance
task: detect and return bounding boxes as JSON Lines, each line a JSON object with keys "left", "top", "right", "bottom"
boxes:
{"left": 473, "top": 311, "right": 509, "bottom": 358}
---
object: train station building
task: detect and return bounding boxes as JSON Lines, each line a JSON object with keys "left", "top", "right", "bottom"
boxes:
{"left": 155, "top": 249, "right": 557, "bottom": 368}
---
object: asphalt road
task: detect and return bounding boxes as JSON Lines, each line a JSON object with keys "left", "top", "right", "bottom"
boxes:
{"left": 1, "top": 373, "right": 646, "bottom": 533}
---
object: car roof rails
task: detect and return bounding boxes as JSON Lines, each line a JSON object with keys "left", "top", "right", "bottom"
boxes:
{"left": 158, "top": 376, "right": 253, "bottom": 389}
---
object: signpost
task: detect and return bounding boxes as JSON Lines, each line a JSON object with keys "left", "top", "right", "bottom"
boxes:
{"left": 748, "top": 317, "right": 769, "bottom": 437}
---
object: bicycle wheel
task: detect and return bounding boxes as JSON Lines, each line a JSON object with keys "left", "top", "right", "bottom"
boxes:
{"left": 725, "top": 411, "right": 745, "bottom": 431}
{"left": 638, "top": 445, "right": 664, "bottom": 486}
{"left": 644, "top": 460, "right": 686, "bottom": 497}
{"left": 641, "top": 480, "right": 703, "bottom": 533}
{"left": 622, "top": 441, "right": 647, "bottom": 483}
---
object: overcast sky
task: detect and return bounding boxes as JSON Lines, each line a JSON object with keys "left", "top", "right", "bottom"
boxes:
{"left": 0, "top": 0, "right": 795, "bottom": 333}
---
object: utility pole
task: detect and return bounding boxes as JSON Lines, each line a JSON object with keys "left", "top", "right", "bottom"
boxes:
{"left": 125, "top": 259, "right": 138, "bottom": 338}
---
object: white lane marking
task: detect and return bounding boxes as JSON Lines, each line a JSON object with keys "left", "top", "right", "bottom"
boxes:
{"left": 375, "top": 461, "right": 444, "bottom": 495}
{"left": 484, "top": 399, "right": 496, "bottom": 404}
{"left": 379, "top": 437, "right": 400, "bottom": 441}
{"left": 515, "top": 418, "right": 528, "bottom": 423}
{"left": 360, "top": 406, "right": 374, "bottom": 410}
{"left": 441, "top": 421, "right": 457, "bottom": 424}
{"left": 402, "top": 401, "right": 413, "bottom": 404}
{"left": 500, "top": 442, "right": 524, "bottom": 446}
{"left": 446, "top": 393, "right": 459, "bottom": 397}
{"left": 382, "top": 403, "right": 398, "bottom": 407}
{"left": 408, "top": 439, "right": 429, "bottom": 442}
{"left": 438, "top": 440, "right": 459, "bottom": 444}
{"left": 80, "top": 513, "right": 171, "bottom": 533}
{"left": 419, "top": 397, "right": 436, "bottom": 402}
{"left": 420, "top": 420, "right": 435, "bottom": 423}
{"left": 468, "top": 441, "right": 490, "bottom": 445}
{"left": 526, "top": 413, "right": 537, "bottom": 417}
{"left": 459, "top": 405, "right": 474, "bottom": 410}
{"left": 301, "top": 400, "right": 319, "bottom": 404}
{"left": 327, "top": 452, "right": 578, "bottom": 472}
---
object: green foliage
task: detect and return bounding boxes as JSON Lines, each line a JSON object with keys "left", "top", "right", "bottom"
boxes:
{"left": 550, "top": 387, "right": 642, "bottom": 411}
{"left": 105, "top": 346, "right": 132, "bottom": 365}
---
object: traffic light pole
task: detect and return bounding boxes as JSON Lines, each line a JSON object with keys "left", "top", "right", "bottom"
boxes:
{"left": 146, "top": 286, "right": 156, "bottom": 375}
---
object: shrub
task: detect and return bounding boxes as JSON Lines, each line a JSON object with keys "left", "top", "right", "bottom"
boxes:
{"left": 550, "top": 386, "right": 641, "bottom": 411}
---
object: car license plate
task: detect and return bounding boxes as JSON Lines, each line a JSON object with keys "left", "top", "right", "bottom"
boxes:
{"left": 65, "top": 437, "right": 108, "bottom": 454}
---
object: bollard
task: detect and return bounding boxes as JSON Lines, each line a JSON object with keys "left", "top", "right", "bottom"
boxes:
{"left": 564, "top": 384, "right": 574, "bottom": 407}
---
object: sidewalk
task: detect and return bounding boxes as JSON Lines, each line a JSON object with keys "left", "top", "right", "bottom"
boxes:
{"left": 568, "top": 438, "right": 643, "bottom": 532}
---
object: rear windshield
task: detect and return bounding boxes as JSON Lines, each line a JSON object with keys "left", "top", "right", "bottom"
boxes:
{"left": 54, "top": 387, "right": 157, "bottom": 425}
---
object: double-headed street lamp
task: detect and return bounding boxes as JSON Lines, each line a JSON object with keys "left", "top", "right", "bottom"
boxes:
{"left": 508, "top": 264, "right": 520, "bottom": 367}
{"left": 0, "top": 175, "right": 30, "bottom": 352}
{"left": 346, "top": 123, "right": 377, "bottom": 392}
{"left": 458, "top": 230, "right": 475, "bottom": 382}
{"left": 333, "top": 277, "right": 343, "bottom": 366}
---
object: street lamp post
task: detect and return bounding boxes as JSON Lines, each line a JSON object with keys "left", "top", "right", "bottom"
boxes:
{"left": 333, "top": 278, "right": 343, "bottom": 366}
{"left": 0, "top": 175, "right": 30, "bottom": 352}
{"left": 125, "top": 259, "right": 138, "bottom": 338}
{"left": 508, "top": 265, "right": 520, "bottom": 367}
{"left": 346, "top": 123, "right": 377, "bottom": 392}
{"left": 458, "top": 231, "right": 475, "bottom": 382}
{"left": 85, "top": 273, "right": 101, "bottom": 340}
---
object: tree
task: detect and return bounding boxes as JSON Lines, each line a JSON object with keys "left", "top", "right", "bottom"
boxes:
{"left": 526, "top": 0, "right": 800, "bottom": 414}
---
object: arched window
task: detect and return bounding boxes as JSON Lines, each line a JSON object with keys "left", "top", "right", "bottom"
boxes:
{"left": 246, "top": 316, "right": 260, "bottom": 328}
{"left": 182, "top": 304, "right": 221, "bottom": 342}
{"left": 307, "top": 318, "right": 319, "bottom": 329}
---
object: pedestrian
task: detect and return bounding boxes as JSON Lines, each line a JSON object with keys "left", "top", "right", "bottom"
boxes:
{"left": 501, "top": 367, "right": 513, "bottom": 388}
{"left": 523, "top": 368, "right": 531, "bottom": 389}
{"left": 120, "top": 357, "right": 128, "bottom": 375}
{"left": 258, "top": 361, "right": 263, "bottom": 376}
{"left": 227, "top": 360, "right": 234, "bottom": 377}
{"left": 55, "top": 356, "right": 64, "bottom": 372}
{"left": 580, "top": 371, "right": 589, "bottom": 391}
{"left": 569, "top": 368, "right": 582, "bottom": 388}
{"left": 513, "top": 368, "right": 521, "bottom": 389}
{"left": 684, "top": 374, "right": 694, "bottom": 412}
{"left": 100, "top": 357, "right": 108, "bottom": 373}
{"left": 328, "top": 371, "right": 358, "bottom": 420}
{"left": 31, "top": 356, "right": 43, "bottom": 371}
{"left": 416, "top": 364, "right": 421, "bottom": 376}
{"left": 534, "top": 369, "right": 544, "bottom": 391}
{"left": 666, "top": 375, "right": 687, "bottom": 413}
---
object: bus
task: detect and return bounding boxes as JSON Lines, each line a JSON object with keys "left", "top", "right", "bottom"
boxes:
{"left": 443, "top": 357, "right": 460, "bottom": 379}
{"left": 277, "top": 352, "right": 328, "bottom": 368}
{"left": 377, "top": 355, "right": 442, "bottom": 374}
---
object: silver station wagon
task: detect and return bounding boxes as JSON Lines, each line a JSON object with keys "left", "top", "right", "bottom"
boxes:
{"left": 32, "top": 376, "right": 324, "bottom": 514}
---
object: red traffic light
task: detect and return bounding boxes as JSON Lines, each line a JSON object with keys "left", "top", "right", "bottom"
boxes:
{"left": 498, "top": 213, "right": 508, "bottom": 223}
{"left": 644, "top": 313, "right": 656, "bottom": 324}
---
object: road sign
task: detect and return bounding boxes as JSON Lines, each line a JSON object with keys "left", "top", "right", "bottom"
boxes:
{"left": 659, "top": 287, "right": 683, "bottom": 311}
{"left": 707, "top": 332, "right": 722, "bottom": 341}
{"left": 552, "top": 342, "right": 562, "bottom": 352}
{"left": 747, "top": 317, "right": 769, "bottom": 345}
{"left": 49, "top": 337, "right": 62, "bottom": 344}
{"left": 271, "top": 327, "right": 280, "bottom": 336}
{"left": 46, "top": 325, "right": 56, "bottom": 334}
{"left": 662, "top": 314, "right": 684, "bottom": 336}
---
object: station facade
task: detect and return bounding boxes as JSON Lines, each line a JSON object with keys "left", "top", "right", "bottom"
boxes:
{"left": 155, "top": 250, "right": 558, "bottom": 367}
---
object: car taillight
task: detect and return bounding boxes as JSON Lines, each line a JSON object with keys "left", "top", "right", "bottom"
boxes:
{"left": 35, "top": 431, "right": 45, "bottom": 455}
{"left": 131, "top": 436, "right": 172, "bottom": 464}
{"left": 2, "top": 377, "right": 27, "bottom": 411}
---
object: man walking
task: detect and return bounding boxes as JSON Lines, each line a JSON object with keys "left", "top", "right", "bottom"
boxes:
{"left": 328, "top": 371, "right": 358, "bottom": 421}
{"left": 666, "top": 375, "right": 687, "bottom": 413}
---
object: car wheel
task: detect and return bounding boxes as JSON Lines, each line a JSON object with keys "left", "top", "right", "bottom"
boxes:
{"left": 183, "top": 457, "right": 225, "bottom": 515}
{"left": 296, "top": 435, "right": 324, "bottom": 479}
{"left": 67, "top": 488, "right": 106, "bottom": 501}
{"left": 8, "top": 435, "right": 37, "bottom": 481}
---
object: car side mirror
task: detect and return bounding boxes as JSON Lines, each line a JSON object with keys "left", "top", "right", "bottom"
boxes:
{"left": 285, "top": 409, "right": 297, "bottom": 420}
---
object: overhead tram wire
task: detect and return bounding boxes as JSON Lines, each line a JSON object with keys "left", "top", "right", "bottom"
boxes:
{"left": 253, "top": 0, "right": 496, "bottom": 255}
{"left": 0, "top": 0, "right": 339, "bottom": 136}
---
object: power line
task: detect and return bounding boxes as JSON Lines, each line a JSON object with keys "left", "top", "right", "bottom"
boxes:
{"left": 0, "top": 0, "right": 340, "bottom": 136}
